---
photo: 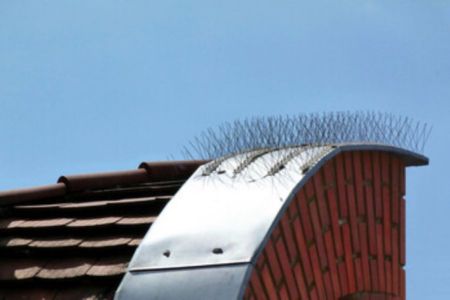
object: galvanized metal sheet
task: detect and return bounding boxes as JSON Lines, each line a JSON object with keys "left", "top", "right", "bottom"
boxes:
{"left": 115, "top": 264, "right": 251, "bottom": 300}
{"left": 128, "top": 146, "right": 332, "bottom": 271}
{"left": 118, "top": 143, "right": 427, "bottom": 299}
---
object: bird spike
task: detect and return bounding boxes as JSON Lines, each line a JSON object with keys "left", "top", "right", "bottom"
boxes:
{"left": 182, "top": 111, "right": 431, "bottom": 160}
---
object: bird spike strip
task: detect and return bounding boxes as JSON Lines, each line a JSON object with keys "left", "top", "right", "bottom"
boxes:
{"left": 183, "top": 112, "right": 431, "bottom": 160}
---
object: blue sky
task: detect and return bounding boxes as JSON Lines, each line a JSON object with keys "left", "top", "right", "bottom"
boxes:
{"left": 1, "top": 1, "right": 449, "bottom": 298}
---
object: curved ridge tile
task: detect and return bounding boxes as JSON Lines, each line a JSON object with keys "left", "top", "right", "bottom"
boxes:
{"left": 0, "top": 184, "right": 66, "bottom": 206}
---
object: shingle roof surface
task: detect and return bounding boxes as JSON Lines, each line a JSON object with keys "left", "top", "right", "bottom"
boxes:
{"left": 0, "top": 161, "right": 205, "bottom": 300}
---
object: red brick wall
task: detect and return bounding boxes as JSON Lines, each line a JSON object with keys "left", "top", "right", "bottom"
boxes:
{"left": 244, "top": 151, "right": 406, "bottom": 300}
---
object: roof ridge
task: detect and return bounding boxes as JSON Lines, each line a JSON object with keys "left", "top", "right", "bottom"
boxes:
{"left": 0, "top": 184, "right": 66, "bottom": 206}
{"left": 58, "top": 169, "right": 149, "bottom": 193}
{"left": 0, "top": 160, "right": 207, "bottom": 206}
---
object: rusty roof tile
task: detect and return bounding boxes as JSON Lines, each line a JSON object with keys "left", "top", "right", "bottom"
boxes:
{"left": 67, "top": 216, "right": 121, "bottom": 228}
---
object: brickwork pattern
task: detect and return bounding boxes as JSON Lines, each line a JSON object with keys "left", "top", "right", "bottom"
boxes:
{"left": 244, "top": 151, "right": 406, "bottom": 300}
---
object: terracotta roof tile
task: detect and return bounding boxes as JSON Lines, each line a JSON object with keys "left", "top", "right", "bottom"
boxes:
{"left": 14, "top": 267, "right": 42, "bottom": 280}
{"left": 116, "top": 216, "right": 156, "bottom": 225}
{"left": 0, "top": 237, "right": 32, "bottom": 247}
{"left": 16, "top": 218, "right": 73, "bottom": 228}
{"left": 0, "top": 160, "right": 205, "bottom": 298}
{"left": 139, "top": 160, "right": 205, "bottom": 181}
{"left": 79, "top": 237, "right": 132, "bottom": 248}
{"left": 0, "top": 183, "right": 66, "bottom": 206}
{"left": 11, "top": 196, "right": 171, "bottom": 220}
{"left": 60, "top": 201, "right": 109, "bottom": 209}
{"left": 37, "top": 259, "right": 94, "bottom": 279}
{"left": 0, "top": 219, "right": 25, "bottom": 229}
{"left": 87, "top": 257, "right": 129, "bottom": 277}
{"left": 58, "top": 169, "right": 150, "bottom": 192}
{"left": 128, "top": 238, "right": 142, "bottom": 246}
{"left": 67, "top": 216, "right": 120, "bottom": 228}
{"left": 106, "top": 195, "right": 171, "bottom": 208}
{"left": 14, "top": 203, "right": 61, "bottom": 210}
{"left": 29, "top": 238, "right": 82, "bottom": 248}
{"left": 0, "top": 259, "right": 43, "bottom": 281}
{"left": 35, "top": 195, "right": 168, "bottom": 211}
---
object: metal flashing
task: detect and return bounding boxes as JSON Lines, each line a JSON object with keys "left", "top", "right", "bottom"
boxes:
{"left": 127, "top": 146, "right": 332, "bottom": 271}
{"left": 115, "top": 264, "right": 251, "bottom": 300}
{"left": 117, "top": 144, "right": 428, "bottom": 299}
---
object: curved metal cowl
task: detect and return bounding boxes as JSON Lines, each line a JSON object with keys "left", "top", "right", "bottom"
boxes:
{"left": 115, "top": 144, "right": 427, "bottom": 300}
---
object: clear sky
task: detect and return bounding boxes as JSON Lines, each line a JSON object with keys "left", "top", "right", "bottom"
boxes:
{"left": 1, "top": 1, "right": 449, "bottom": 298}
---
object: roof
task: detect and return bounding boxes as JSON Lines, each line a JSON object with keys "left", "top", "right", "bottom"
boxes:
{"left": 0, "top": 144, "right": 428, "bottom": 300}
{"left": 0, "top": 160, "right": 205, "bottom": 300}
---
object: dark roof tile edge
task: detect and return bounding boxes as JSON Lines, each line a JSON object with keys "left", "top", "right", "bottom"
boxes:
{"left": 0, "top": 184, "right": 66, "bottom": 206}
{"left": 0, "top": 160, "right": 208, "bottom": 206}
{"left": 138, "top": 160, "right": 209, "bottom": 181}
{"left": 58, "top": 169, "right": 149, "bottom": 193}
